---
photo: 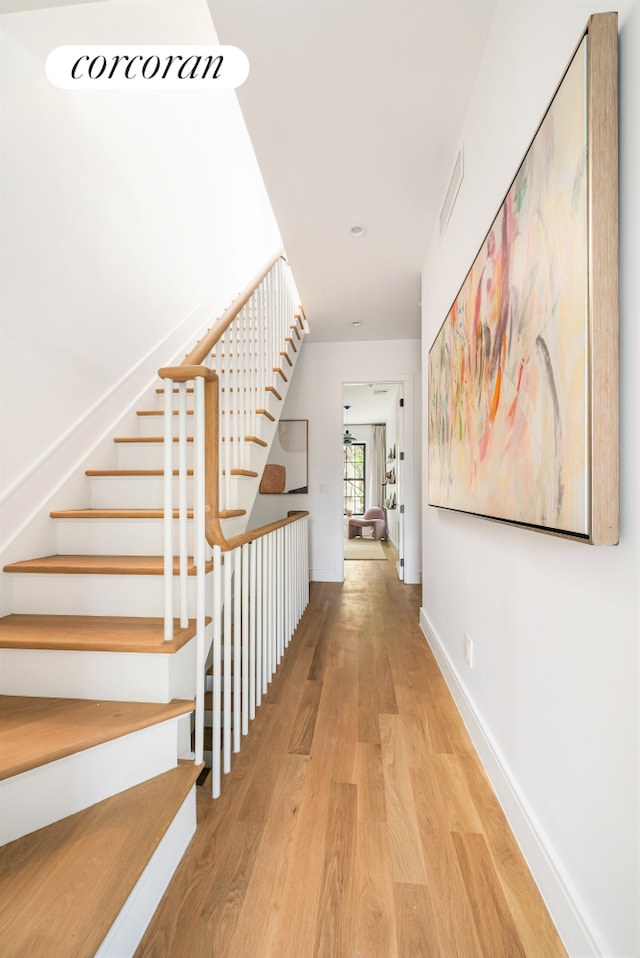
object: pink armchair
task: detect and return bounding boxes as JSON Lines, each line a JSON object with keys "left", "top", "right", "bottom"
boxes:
{"left": 348, "top": 507, "right": 386, "bottom": 540}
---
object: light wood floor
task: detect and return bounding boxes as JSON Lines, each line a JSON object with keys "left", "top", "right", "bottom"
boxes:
{"left": 136, "top": 541, "right": 567, "bottom": 957}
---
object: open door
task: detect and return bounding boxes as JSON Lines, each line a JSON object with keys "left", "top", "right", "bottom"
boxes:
{"left": 395, "top": 389, "right": 405, "bottom": 581}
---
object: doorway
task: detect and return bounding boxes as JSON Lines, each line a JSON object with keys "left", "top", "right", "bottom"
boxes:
{"left": 342, "top": 381, "right": 405, "bottom": 580}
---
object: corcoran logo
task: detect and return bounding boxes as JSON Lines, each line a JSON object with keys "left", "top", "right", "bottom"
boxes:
{"left": 45, "top": 45, "right": 249, "bottom": 90}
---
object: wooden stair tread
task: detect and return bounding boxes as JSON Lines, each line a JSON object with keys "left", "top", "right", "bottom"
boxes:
{"left": 0, "top": 764, "right": 200, "bottom": 958}
{"left": 115, "top": 436, "right": 194, "bottom": 443}
{"left": 0, "top": 695, "right": 194, "bottom": 781}
{"left": 222, "top": 468, "right": 258, "bottom": 478}
{"left": 86, "top": 469, "right": 195, "bottom": 477}
{"left": 203, "top": 690, "right": 234, "bottom": 709}
{"left": 0, "top": 614, "right": 207, "bottom": 653}
{"left": 114, "top": 435, "right": 265, "bottom": 444}
{"left": 3, "top": 555, "right": 214, "bottom": 576}
{"left": 51, "top": 508, "right": 197, "bottom": 519}
{"left": 50, "top": 508, "right": 242, "bottom": 520}
{"left": 137, "top": 409, "right": 194, "bottom": 416}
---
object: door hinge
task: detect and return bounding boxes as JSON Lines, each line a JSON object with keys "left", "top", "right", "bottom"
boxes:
{"left": 399, "top": 451, "right": 405, "bottom": 461}
{"left": 400, "top": 504, "right": 405, "bottom": 514}
{"left": 400, "top": 557, "right": 404, "bottom": 566}
{"left": 399, "top": 397, "right": 404, "bottom": 408}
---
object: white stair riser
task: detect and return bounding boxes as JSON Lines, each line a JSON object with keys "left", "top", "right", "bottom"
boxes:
{"left": 8, "top": 571, "right": 212, "bottom": 617}
{"left": 116, "top": 442, "right": 268, "bottom": 473}
{"left": 95, "top": 788, "right": 196, "bottom": 958}
{"left": 155, "top": 391, "right": 196, "bottom": 413}
{"left": 55, "top": 515, "right": 250, "bottom": 555}
{"left": 55, "top": 519, "right": 198, "bottom": 557}
{"left": 116, "top": 442, "right": 196, "bottom": 471}
{"left": 136, "top": 410, "right": 274, "bottom": 440}
{"left": 88, "top": 474, "right": 252, "bottom": 510}
{"left": 136, "top": 415, "right": 193, "bottom": 439}
{"left": 90, "top": 476, "right": 195, "bottom": 509}
{"left": 0, "top": 639, "right": 200, "bottom": 701}
{"left": 0, "top": 719, "right": 185, "bottom": 845}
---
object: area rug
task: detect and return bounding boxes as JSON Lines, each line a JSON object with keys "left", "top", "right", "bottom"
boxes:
{"left": 344, "top": 538, "right": 387, "bottom": 560}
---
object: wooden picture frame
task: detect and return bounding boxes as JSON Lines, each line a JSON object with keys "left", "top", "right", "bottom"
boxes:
{"left": 427, "top": 13, "right": 618, "bottom": 544}
{"left": 260, "top": 420, "right": 309, "bottom": 494}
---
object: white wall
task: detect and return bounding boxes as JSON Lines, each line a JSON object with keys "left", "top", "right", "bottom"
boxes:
{"left": 0, "top": 0, "right": 281, "bottom": 554}
{"left": 250, "top": 339, "right": 422, "bottom": 584}
{"left": 421, "top": 3, "right": 639, "bottom": 956}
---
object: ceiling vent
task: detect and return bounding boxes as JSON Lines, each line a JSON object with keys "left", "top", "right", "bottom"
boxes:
{"left": 439, "top": 145, "right": 464, "bottom": 237}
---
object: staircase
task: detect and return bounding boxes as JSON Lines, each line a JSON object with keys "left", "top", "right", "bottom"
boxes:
{"left": 0, "top": 252, "right": 309, "bottom": 957}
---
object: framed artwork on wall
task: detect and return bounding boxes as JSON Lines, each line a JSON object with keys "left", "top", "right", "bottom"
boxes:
{"left": 260, "top": 420, "right": 309, "bottom": 494}
{"left": 427, "top": 13, "right": 618, "bottom": 544}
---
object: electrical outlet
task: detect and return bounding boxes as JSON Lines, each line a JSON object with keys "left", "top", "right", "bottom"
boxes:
{"left": 464, "top": 634, "right": 474, "bottom": 668}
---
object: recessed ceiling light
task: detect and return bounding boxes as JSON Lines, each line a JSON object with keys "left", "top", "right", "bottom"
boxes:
{"left": 350, "top": 225, "right": 366, "bottom": 237}
{"left": 352, "top": 321, "right": 363, "bottom": 327}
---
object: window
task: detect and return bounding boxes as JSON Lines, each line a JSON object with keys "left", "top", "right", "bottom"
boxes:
{"left": 344, "top": 443, "right": 365, "bottom": 515}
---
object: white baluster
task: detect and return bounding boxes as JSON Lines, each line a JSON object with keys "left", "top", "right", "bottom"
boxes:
{"left": 212, "top": 544, "right": 222, "bottom": 798}
{"left": 223, "top": 547, "right": 232, "bottom": 774}
{"left": 178, "top": 382, "right": 189, "bottom": 628}
{"left": 233, "top": 544, "right": 241, "bottom": 754}
{"left": 193, "top": 377, "right": 206, "bottom": 764}
{"left": 256, "top": 535, "right": 263, "bottom": 705}
{"left": 249, "top": 539, "right": 257, "bottom": 720}
{"left": 163, "top": 379, "right": 174, "bottom": 640}
{"left": 241, "top": 542, "right": 249, "bottom": 738}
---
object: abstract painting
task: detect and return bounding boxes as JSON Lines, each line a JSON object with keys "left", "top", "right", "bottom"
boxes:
{"left": 428, "top": 14, "right": 619, "bottom": 542}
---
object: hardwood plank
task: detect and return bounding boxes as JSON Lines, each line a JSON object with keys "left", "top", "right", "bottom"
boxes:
{"left": 410, "top": 757, "right": 484, "bottom": 835}
{"left": 287, "top": 679, "right": 323, "bottom": 755}
{"left": 452, "top": 830, "right": 527, "bottom": 958}
{"left": 0, "top": 614, "right": 203, "bottom": 653}
{"left": 0, "top": 696, "right": 193, "bottom": 779}
{"left": 393, "top": 882, "right": 441, "bottom": 957}
{"left": 226, "top": 754, "right": 308, "bottom": 956}
{"left": 353, "top": 742, "right": 386, "bottom": 824}
{"left": 354, "top": 823, "right": 398, "bottom": 957}
{"left": 0, "top": 765, "right": 199, "bottom": 958}
{"left": 312, "top": 782, "right": 358, "bottom": 957}
{"left": 414, "top": 827, "right": 485, "bottom": 958}
{"left": 459, "top": 753, "right": 569, "bottom": 957}
{"left": 379, "top": 713, "right": 428, "bottom": 884}
{"left": 357, "top": 631, "right": 381, "bottom": 744}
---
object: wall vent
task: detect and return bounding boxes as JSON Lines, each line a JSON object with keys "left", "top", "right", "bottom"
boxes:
{"left": 439, "top": 145, "right": 464, "bottom": 237}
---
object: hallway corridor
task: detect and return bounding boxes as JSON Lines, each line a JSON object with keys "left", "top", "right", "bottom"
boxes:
{"left": 136, "top": 544, "right": 567, "bottom": 957}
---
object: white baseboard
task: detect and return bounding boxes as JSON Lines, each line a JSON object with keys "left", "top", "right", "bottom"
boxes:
{"left": 419, "top": 607, "right": 605, "bottom": 958}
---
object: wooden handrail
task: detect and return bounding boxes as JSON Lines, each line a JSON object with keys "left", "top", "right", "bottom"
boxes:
{"left": 182, "top": 247, "right": 285, "bottom": 367}
{"left": 219, "top": 510, "right": 309, "bottom": 552}
{"left": 158, "top": 366, "right": 216, "bottom": 383}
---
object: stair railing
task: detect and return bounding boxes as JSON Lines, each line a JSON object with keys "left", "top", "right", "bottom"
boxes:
{"left": 157, "top": 250, "right": 309, "bottom": 788}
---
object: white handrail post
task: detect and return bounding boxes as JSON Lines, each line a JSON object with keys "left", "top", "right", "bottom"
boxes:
{"left": 233, "top": 545, "right": 241, "bottom": 754}
{"left": 241, "top": 542, "right": 250, "bottom": 737}
{"left": 212, "top": 544, "right": 222, "bottom": 798}
{"left": 163, "top": 379, "right": 174, "bottom": 641}
{"left": 249, "top": 539, "right": 257, "bottom": 720}
{"left": 178, "top": 382, "right": 189, "bottom": 629}
{"left": 256, "top": 536, "right": 263, "bottom": 705}
{"left": 193, "top": 376, "right": 206, "bottom": 765}
{"left": 223, "top": 548, "right": 232, "bottom": 774}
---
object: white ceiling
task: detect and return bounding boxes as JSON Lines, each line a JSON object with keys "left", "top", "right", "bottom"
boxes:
{"left": 209, "top": 0, "right": 497, "bottom": 344}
